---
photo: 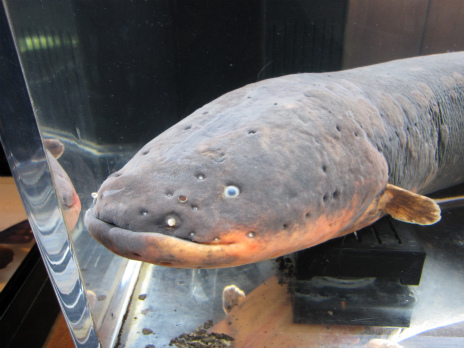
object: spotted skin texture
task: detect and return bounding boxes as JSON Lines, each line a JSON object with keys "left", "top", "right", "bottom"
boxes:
{"left": 85, "top": 52, "right": 464, "bottom": 268}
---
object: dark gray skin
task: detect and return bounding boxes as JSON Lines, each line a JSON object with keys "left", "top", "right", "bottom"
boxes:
{"left": 85, "top": 52, "right": 464, "bottom": 269}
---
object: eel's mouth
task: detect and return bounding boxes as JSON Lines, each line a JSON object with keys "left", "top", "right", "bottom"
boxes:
{"left": 84, "top": 209, "right": 264, "bottom": 269}
{"left": 85, "top": 200, "right": 362, "bottom": 269}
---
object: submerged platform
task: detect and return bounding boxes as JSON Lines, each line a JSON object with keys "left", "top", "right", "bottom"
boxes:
{"left": 291, "top": 216, "right": 426, "bottom": 327}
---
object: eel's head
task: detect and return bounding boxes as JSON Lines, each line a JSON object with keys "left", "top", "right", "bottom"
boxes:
{"left": 84, "top": 76, "right": 440, "bottom": 269}
{"left": 85, "top": 109, "right": 391, "bottom": 268}
{"left": 84, "top": 145, "right": 376, "bottom": 269}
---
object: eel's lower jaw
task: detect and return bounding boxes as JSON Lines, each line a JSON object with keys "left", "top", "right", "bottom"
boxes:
{"left": 84, "top": 209, "right": 258, "bottom": 269}
{"left": 84, "top": 202, "right": 366, "bottom": 268}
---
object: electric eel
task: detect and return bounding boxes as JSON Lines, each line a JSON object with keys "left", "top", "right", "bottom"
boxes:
{"left": 85, "top": 52, "right": 464, "bottom": 269}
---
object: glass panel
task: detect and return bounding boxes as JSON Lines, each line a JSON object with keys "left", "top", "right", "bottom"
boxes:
{"left": 1, "top": 1, "right": 464, "bottom": 347}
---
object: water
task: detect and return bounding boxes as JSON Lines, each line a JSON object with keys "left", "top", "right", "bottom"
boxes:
{"left": 1, "top": 1, "right": 464, "bottom": 347}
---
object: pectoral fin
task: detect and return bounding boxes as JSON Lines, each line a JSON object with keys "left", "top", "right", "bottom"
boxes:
{"left": 380, "top": 184, "right": 441, "bottom": 225}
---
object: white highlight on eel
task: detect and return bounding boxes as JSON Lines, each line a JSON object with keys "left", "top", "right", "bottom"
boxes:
{"left": 166, "top": 218, "right": 177, "bottom": 227}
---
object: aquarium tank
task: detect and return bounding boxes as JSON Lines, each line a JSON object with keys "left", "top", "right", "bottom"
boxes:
{"left": 1, "top": 1, "right": 464, "bottom": 347}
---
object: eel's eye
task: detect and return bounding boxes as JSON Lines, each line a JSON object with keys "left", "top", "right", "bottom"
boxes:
{"left": 224, "top": 185, "right": 240, "bottom": 198}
